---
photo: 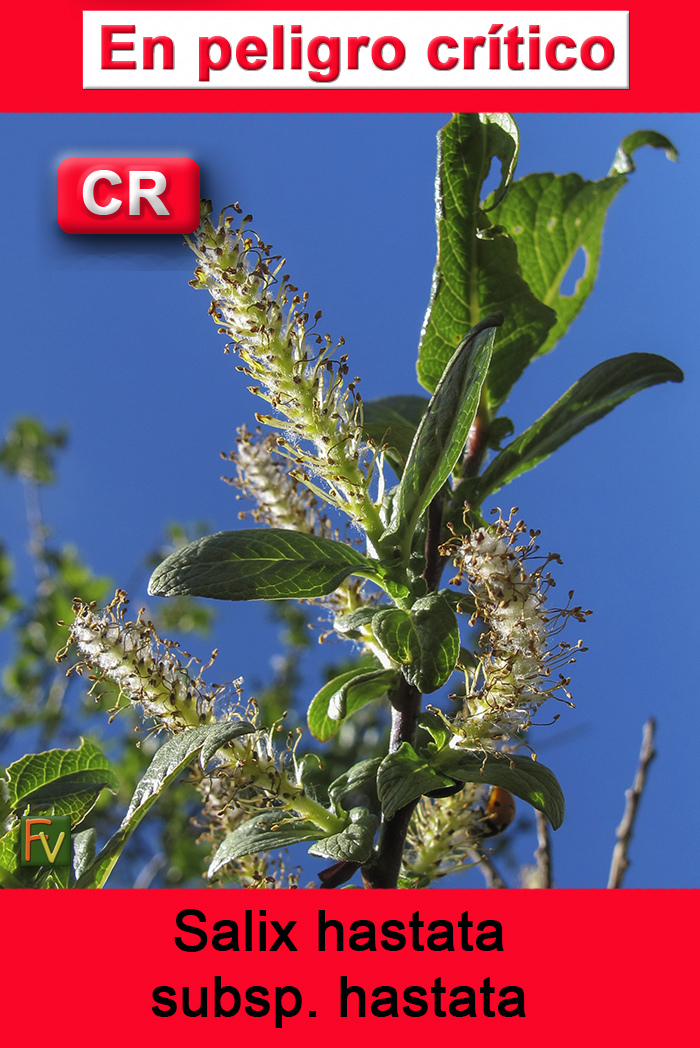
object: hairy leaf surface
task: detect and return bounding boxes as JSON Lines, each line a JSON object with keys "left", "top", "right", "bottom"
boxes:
{"left": 208, "top": 811, "right": 322, "bottom": 877}
{"left": 149, "top": 529, "right": 376, "bottom": 602}
{"left": 308, "top": 807, "right": 378, "bottom": 862}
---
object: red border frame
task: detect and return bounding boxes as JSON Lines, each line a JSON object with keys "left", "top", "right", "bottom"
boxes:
{"left": 4, "top": 1, "right": 698, "bottom": 112}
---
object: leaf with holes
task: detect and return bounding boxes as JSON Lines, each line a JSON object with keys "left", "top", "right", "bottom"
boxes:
{"left": 417, "top": 112, "right": 556, "bottom": 398}
{"left": 487, "top": 128, "right": 678, "bottom": 404}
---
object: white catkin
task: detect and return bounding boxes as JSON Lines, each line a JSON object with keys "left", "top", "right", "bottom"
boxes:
{"left": 444, "top": 512, "right": 589, "bottom": 750}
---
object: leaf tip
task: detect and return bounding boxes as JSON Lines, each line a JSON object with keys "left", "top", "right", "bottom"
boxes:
{"left": 147, "top": 565, "right": 169, "bottom": 597}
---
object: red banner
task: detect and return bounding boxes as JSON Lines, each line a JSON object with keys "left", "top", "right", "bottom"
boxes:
{"left": 3, "top": 889, "right": 697, "bottom": 1043}
{"left": 1, "top": 4, "right": 697, "bottom": 1045}
{"left": 2, "top": 0, "right": 698, "bottom": 112}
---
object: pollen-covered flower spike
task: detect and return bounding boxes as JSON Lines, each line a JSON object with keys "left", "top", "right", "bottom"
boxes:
{"left": 57, "top": 590, "right": 232, "bottom": 732}
{"left": 187, "top": 202, "right": 383, "bottom": 542}
{"left": 441, "top": 509, "right": 591, "bottom": 752}
{"left": 57, "top": 592, "right": 349, "bottom": 838}
{"left": 402, "top": 783, "right": 486, "bottom": 886}
{"left": 222, "top": 425, "right": 336, "bottom": 538}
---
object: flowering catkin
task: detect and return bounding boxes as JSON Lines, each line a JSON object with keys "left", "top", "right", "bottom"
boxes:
{"left": 57, "top": 592, "right": 347, "bottom": 842}
{"left": 57, "top": 591, "right": 227, "bottom": 731}
{"left": 443, "top": 511, "right": 590, "bottom": 750}
{"left": 222, "top": 425, "right": 335, "bottom": 538}
{"left": 188, "top": 203, "right": 382, "bottom": 538}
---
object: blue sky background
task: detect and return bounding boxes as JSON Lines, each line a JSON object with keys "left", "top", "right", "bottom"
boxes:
{"left": 0, "top": 111, "right": 697, "bottom": 888}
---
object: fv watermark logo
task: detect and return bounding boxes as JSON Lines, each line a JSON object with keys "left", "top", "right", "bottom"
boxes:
{"left": 20, "top": 815, "right": 71, "bottom": 866}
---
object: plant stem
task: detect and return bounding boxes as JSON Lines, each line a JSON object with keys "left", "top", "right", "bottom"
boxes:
{"left": 423, "top": 495, "right": 446, "bottom": 592}
{"left": 363, "top": 404, "right": 492, "bottom": 889}
{"left": 363, "top": 675, "right": 422, "bottom": 889}
{"left": 607, "top": 718, "right": 656, "bottom": 889}
{"left": 534, "top": 810, "right": 554, "bottom": 888}
{"left": 291, "top": 789, "right": 346, "bottom": 835}
{"left": 462, "top": 408, "right": 491, "bottom": 480}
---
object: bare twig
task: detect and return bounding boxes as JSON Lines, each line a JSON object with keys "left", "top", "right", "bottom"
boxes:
{"left": 607, "top": 718, "right": 656, "bottom": 889}
{"left": 534, "top": 810, "right": 553, "bottom": 888}
{"left": 471, "top": 847, "right": 508, "bottom": 889}
{"left": 23, "top": 478, "right": 49, "bottom": 581}
{"left": 133, "top": 853, "right": 166, "bottom": 889}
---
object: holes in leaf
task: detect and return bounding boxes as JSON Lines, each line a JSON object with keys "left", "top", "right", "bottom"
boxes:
{"left": 480, "top": 157, "right": 503, "bottom": 207}
{"left": 559, "top": 247, "right": 587, "bottom": 297}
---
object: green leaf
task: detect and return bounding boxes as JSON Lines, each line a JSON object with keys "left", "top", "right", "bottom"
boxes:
{"left": 307, "top": 668, "right": 398, "bottom": 742}
{"left": 362, "top": 396, "right": 430, "bottom": 476}
{"left": 610, "top": 130, "right": 678, "bottom": 175}
{"left": 308, "top": 807, "right": 378, "bottom": 862}
{"left": 388, "top": 316, "right": 499, "bottom": 549}
{"left": 43, "top": 864, "right": 74, "bottom": 889}
{"left": 373, "top": 593, "right": 460, "bottom": 694}
{"left": 479, "top": 353, "right": 684, "bottom": 498}
{"left": 6, "top": 740, "right": 118, "bottom": 826}
{"left": 208, "top": 811, "right": 322, "bottom": 878}
{"left": 417, "top": 113, "right": 556, "bottom": 398}
{"left": 72, "top": 827, "right": 96, "bottom": 880}
{"left": 334, "top": 606, "right": 384, "bottom": 636}
{"left": 377, "top": 743, "right": 456, "bottom": 820}
{"left": 0, "top": 862, "right": 22, "bottom": 888}
{"left": 418, "top": 711, "right": 452, "bottom": 750}
{"left": 487, "top": 415, "right": 515, "bottom": 450}
{"left": 487, "top": 129, "right": 678, "bottom": 401}
{"left": 329, "top": 757, "right": 382, "bottom": 810}
{"left": 0, "top": 824, "right": 20, "bottom": 880}
{"left": 149, "top": 528, "right": 377, "bottom": 602}
{"left": 75, "top": 720, "right": 254, "bottom": 889}
{"left": 0, "top": 776, "right": 11, "bottom": 832}
{"left": 434, "top": 750, "right": 565, "bottom": 829}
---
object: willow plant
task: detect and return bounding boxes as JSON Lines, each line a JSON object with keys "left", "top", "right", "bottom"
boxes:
{"left": 0, "top": 113, "right": 681, "bottom": 890}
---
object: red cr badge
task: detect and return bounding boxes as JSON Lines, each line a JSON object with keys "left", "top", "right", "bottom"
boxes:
{"left": 58, "top": 157, "right": 200, "bottom": 233}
